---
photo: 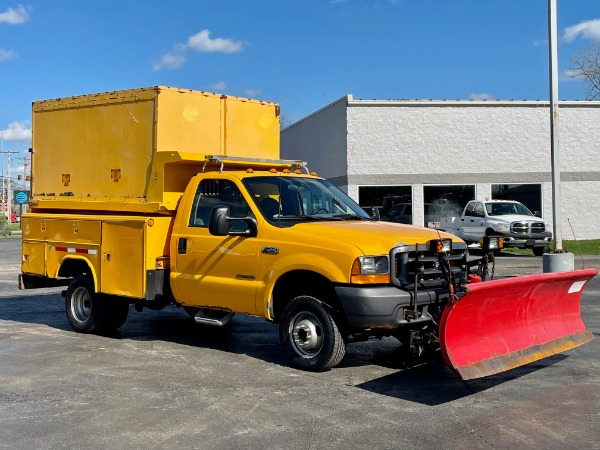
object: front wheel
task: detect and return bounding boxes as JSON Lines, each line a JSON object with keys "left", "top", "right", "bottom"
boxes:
{"left": 279, "top": 296, "right": 346, "bottom": 372}
{"left": 533, "top": 246, "right": 548, "bottom": 257}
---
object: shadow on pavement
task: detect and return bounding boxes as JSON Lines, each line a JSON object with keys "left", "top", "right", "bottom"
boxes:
{"left": 355, "top": 354, "right": 568, "bottom": 406}
{"left": 0, "top": 292, "right": 574, "bottom": 399}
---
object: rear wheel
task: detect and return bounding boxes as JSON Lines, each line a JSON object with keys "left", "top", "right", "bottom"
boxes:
{"left": 279, "top": 296, "right": 346, "bottom": 371}
{"left": 65, "top": 275, "right": 107, "bottom": 333}
{"left": 104, "top": 296, "right": 130, "bottom": 331}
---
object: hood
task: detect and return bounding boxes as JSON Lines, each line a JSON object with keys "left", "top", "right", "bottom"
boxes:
{"left": 289, "top": 220, "right": 461, "bottom": 255}
{"left": 488, "top": 214, "right": 545, "bottom": 224}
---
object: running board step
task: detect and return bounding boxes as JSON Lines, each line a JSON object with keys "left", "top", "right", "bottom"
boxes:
{"left": 194, "top": 310, "right": 235, "bottom": 326}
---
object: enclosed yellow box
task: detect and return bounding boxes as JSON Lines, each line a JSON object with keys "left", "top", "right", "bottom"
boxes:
{"left": 31, "top": 86, "right": 280, "bottom": 212}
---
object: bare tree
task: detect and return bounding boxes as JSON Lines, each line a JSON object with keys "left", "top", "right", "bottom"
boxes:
{"left": 567, "top": 40, "right": 600, "bottom": 100}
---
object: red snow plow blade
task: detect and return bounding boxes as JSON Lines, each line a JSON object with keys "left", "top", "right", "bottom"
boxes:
{"left": 440, "top": 268, "right": 597, "bottom": 380}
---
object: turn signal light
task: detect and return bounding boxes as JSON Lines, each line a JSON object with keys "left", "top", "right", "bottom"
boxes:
{"left": 428, "top": 238, "right": 452, "bottom": 254}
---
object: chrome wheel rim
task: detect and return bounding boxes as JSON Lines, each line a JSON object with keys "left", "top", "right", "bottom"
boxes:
{"left": 289, "top": 312, "right": 324, "bottom": 358}
{"left": 71, "top": 286, "right": 92, "bottom": 323}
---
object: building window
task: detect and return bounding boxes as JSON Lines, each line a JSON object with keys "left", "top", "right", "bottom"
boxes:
{"left": 491, "top": 184, "right": 542, "bottom": 217}
{"left": 423, "top": 185, "right": 475, "bottom": 227}
{"left": 358, "top": 186, "right": 412, "bottom": 220}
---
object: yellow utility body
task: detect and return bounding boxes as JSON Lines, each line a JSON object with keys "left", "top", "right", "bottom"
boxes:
{"left": 20, "top": 87, "right": 596, "bottom": 378}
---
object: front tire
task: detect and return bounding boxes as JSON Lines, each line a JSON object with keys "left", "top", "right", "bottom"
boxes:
{"left": 279, "top": 296, "right": 346, "bottom": 372}
{"left": 533, "top": 246, "right": 548, "bottom": 256}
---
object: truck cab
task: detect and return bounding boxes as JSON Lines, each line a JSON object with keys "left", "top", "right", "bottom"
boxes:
{"left": 461, "top": 200, "right": 552, "bottom": 255}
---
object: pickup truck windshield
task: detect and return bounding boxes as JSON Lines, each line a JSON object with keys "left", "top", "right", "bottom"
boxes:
{"left": 244, "top": 176, "right": 370, "bottom": 225}
{"left": 486, "top": 202, "right": 533, "bottom": 216}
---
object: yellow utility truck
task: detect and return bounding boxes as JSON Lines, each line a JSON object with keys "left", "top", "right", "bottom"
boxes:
{"left": 20, "top": 87, "right": 596, "bottom": 380}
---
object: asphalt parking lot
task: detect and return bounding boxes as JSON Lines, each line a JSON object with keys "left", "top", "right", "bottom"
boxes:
{"left": 1, "top": 236, "right": 599, "bottom": 449}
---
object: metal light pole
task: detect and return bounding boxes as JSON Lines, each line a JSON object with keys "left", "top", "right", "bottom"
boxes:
{"left": 548, "top": 0, "right": 562, "bottom": 251}
{"left": 544, "top": 0, "right": 574, "bottom": 272}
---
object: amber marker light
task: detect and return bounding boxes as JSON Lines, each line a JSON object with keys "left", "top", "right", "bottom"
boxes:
{"left": 427, "top": 238, "right": 452, "bottom": 254}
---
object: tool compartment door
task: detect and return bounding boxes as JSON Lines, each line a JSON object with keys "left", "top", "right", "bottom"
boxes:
{"left": 101, "top": 221, "right": 145, "bottom": 298}
{"left": 22, "top": 242, "right": 46, "bottom": 275}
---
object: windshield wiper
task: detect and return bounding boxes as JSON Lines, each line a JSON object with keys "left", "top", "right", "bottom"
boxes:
{"left": 331, "top": 214, "right": 369, "bottom": 220}
{"left": 275, "top": 215, "right": 327, "bottom": 221}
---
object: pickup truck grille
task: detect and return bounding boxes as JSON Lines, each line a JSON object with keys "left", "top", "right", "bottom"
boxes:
{"left": 390, "top": 242, "right": 468, "bottom": 291}
{"left": 511, "top": 221, "right": 546, "bottom": 234}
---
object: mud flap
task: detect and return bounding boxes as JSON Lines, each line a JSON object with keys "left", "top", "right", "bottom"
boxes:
{"left": 439, "top": 268, "right": 597, "bottom": 380}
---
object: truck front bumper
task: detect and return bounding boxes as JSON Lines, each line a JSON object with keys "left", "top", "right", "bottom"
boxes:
{"left": 495, "top": 231, "right": 552, "bottom": 248}
{"left": 335, "top": 286, "right": 444, "bottom": 329}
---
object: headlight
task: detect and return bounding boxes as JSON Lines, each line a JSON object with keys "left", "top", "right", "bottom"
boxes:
{"left": 494, "top": 223, "right": 510, "bottom": 232}
{"left": 351, "top": 255, "right": 390, "bottom": 284}
{"left": 480, "top": 236, "right": 504, "bottom": 252}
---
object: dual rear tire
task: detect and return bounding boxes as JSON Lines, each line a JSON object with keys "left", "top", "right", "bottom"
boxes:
{"left": 65, "top": 275, "right": 129, "bottom": 334}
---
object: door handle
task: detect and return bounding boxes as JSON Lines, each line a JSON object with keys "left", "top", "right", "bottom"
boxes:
{"left": 178, "top": 237, "right": 187, "bottom": 254}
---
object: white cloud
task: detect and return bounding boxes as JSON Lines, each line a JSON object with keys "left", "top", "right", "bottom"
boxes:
{"left": 533, "top": 39, "right": 547, "bottom": 47}
{"left": 152, "top": 50, "right": 185, "bottom": 71}
{"left": 153, "top": 29, "right": 245, "bottom": 71}
{"left": 560, "top": 68, "right": 582, "bottom": 81}
{"left": 1, "top": 121, "right": 31, "bottom": 141}
{"left": 564, "top": 19, "right": 600, "bottom": 43}
{"left": 469, "top": 93, "right": 494, "bottom": 101}
{"left": 244, "top": 89, "right": 262, "bottom": 98}
{"left": 330, "top": 0, "right": 349, "bottom": 4}
{"left": 0, "top": 4, "right": 29, "bottom": 25}
{"left": 0, "top": 49, "right": 17, "bottom": 61}
{"left": 210, "top": 81, "right": 227, "bottom": 91}
{"left": 186, "top": 30, "right": 244, "bottom": 54}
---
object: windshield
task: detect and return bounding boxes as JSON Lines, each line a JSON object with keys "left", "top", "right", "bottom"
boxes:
{"left": 486, "top": 202, "right": 534, "bottom": 216}
{"left": 244, "top": 176, "right": 371, "bottom": 226}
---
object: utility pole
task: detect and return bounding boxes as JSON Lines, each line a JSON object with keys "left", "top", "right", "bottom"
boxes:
{"left": 17, "top": 155, "right": 31, "bottom": 215}
{"left": 0, "top": 150, "right": 19, "bottom": 222}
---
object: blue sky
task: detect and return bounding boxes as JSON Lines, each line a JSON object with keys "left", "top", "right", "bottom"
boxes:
{"left": 1, "top": 0, "right": 600, "bottom": 174}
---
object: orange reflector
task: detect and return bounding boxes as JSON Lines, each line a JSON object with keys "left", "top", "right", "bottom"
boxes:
{"left": 155, "top": 256, "right": 170, "bottom": 269}
{"left": 148, "top": 219, "right": 155, "bottom": 227}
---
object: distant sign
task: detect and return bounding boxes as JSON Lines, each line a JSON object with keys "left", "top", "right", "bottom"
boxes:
{"left": 14, "top": 190, "right": 30, "bottom": 204}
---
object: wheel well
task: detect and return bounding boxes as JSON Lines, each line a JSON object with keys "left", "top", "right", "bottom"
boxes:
{"left": 58, "top": 259, "right": 93, "bottom": 280}
{"left": 271, "top": 270, "right": 343, "bottom": 324}
{"left": 485, "top": 228, "right": 496, "bottom": 236}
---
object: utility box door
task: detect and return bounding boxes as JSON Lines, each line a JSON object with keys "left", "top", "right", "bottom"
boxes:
{"left": 22, "top": 242, "right": 46, "bottom": 275}
{"left": 101, "top": 222, "right": 145, "bottom": 298}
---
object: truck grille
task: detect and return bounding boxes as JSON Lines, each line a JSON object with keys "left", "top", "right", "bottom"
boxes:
{"left": 390, "top": 242, "right": 468, "bottom": 291}
{"left": 511, "top": 221, "right": 546, "bottom": 234}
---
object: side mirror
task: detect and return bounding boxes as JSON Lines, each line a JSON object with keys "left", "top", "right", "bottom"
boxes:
{"left": 208, "top": 206, "right": 259, "bottom": 238}
{"left": 533, "top": 211, "right": 541, "bottom": 218}
{"left": 370, "top": 207, "right": 380, "bottom": 220}
{"left": 209, "top": 206, "right": 230, "bottom": 236}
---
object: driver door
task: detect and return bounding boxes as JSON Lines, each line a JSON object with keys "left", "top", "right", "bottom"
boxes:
{"left": 171, "top": 177, "right": 260, "bottom": 315}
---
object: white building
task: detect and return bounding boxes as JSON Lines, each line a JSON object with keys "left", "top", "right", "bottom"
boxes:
{"left": 281, "top": 96, "right": 600, "bottom": 240}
